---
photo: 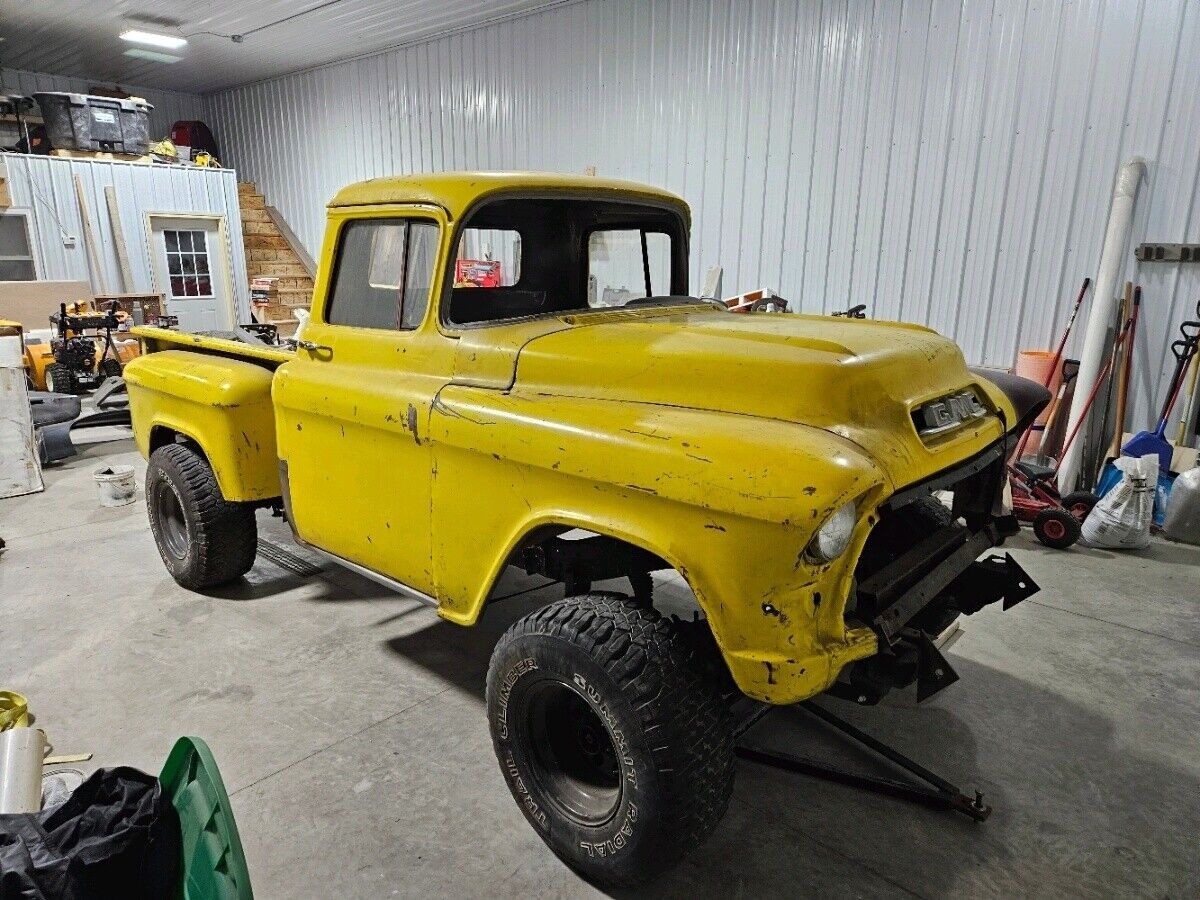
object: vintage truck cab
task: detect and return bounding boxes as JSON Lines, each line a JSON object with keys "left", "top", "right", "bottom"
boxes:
{"left": 124, "top": 172, "right": 1048, "bottom": 886}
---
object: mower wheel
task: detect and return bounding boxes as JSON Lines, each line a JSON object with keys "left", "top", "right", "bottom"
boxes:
{"left": 486, "top": 593, "right": 734, "bottom": 887}
{"left": 1033, "top": 507, "right": 1081, "bottom": 549}
{"left": 45, "top": 363, "right": 76, "bottom": 395}
{"left": 1060, "top": 490, "right": 1099, "bottom": 522}
{"left": 146, "top": 443, "right": 257, "bottom": 590}
{"left": 100, "top": 358, "right": 123, "bottom": 379}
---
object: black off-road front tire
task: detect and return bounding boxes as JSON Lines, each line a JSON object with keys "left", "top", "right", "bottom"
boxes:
{"left": 100, "top": 357, "right": 123, "bottom": 379}
{"left": 146, "top": 443, "right": 257, "bottom": 589}
{"left": 486, "top": 593, "right": 734, "bottom": 887}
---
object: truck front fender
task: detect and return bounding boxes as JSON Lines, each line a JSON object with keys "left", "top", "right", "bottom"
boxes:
{"left": 124, "top": 350, "right": 280, "bottom": 502}
{"left": 429, "top": 386, "right": 889, "bottom": 702}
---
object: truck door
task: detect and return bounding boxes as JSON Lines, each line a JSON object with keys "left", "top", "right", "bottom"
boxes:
{"left": 274, "top": 208, "right": 451, "bottom": 595}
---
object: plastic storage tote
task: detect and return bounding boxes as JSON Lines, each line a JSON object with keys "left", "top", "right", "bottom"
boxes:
{"left": 32, "top": 92, "right": 153, "bottom": 154}
{"left": 159, "top": 736, "right": 254, "bottom": 900}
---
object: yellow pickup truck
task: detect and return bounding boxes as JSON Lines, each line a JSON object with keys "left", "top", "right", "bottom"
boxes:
{"left": 125, "top": 172, "right": 1048, "bottom": 886}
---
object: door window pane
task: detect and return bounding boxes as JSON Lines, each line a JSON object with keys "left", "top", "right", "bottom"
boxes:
{"left": 327, "top": 219, "right": 439, "bottom": 331}
{"left": 588, "top": 229, "right": 671, "bottom": 307}
{"left": 164, "top": 229, "right": 214, "bottom": 299}
{"left": 0, "top": 213, "right": 37, "bottom": 281}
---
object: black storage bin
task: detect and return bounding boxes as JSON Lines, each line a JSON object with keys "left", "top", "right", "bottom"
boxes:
{"left": 32, "top": 92, "right": 153, "bottom": 154}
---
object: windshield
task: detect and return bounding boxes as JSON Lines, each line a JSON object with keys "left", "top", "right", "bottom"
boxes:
{"left": 445, "top": 197, "right": 692, "bottom": 325}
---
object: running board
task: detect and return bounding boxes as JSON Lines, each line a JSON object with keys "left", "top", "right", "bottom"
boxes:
{"left": 306, "top": 546, "right": 439, "bottom": 607}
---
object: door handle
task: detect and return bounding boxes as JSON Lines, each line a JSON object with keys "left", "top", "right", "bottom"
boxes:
{"left": 296, "top": 339, "right": 333, "bottom": 357}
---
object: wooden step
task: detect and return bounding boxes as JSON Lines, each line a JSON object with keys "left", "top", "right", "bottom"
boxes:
{"left": 274, "top": 275, "right": 313, "bottom": 290}
{"left": 252, "top": 262, "right": 311, "bottom": 278}
{"left": 244, "top": 234, "right": 291, "bottom": 251}
{"left": 237, "top": 181, "right": 259, "bottom": 194}
{"left": 239, "top": 193, "right": 266, "bottom": 209}
{"left": 239, "top": 207, "right": 271, "bottom": 224}
{"left": 242, "top": 220, "right": 275, "bottom": 236}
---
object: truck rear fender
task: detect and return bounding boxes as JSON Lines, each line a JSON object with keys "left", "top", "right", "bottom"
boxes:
{"left": 124, "top": 351, "right": 281, "bottom": 502}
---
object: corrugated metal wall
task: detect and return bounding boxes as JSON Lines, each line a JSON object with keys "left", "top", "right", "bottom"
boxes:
{"left": 2, "top": 154, "right": 251, "bottom": 323}
{"left": 206, "top": 0, "right": 1200, "bottom": 428}
{"left": 2, "top": 67, "right": 206, "bottom": 139}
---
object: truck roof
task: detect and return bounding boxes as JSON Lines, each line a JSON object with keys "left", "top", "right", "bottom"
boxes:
{"left": 327, "top": 171, "right": 689, "bottom": 220}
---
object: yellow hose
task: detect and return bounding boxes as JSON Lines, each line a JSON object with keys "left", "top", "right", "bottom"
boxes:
{"left": 0, "top": 690, "right": 30, "bottom": 730}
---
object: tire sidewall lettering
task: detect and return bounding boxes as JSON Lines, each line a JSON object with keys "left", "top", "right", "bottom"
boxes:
{"left": 491, "top": 644, "right": 649, "bottom": 856}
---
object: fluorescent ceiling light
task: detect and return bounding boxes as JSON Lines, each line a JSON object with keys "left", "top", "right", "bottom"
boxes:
{"left": 123, "top": 48, "right": 183, "bottom": 64}
{"left": 120, "top": 29, "right": 187, "bottom": 50}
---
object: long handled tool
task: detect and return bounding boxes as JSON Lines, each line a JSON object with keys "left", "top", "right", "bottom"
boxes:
{"left": 1015, "top": 277, "right": 1091, "bottom": 461}
{"left": 1123, "top": 315, "right": 1200, "bottom": 470}
{"left": 1095, "top": 290, "right": 1141, "bottom": 493}
{"left": 1058, "top": 311, "right": 1136, "bottom": 476}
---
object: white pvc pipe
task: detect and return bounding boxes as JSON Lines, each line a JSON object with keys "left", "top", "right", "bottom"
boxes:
{"left": 1057, "top": 157, "right": 1145, "bottom": 492}
{"left": 0, "top": 727, "right": 46, "bottom": 813}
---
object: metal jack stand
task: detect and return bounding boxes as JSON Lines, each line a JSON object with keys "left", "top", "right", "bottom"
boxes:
{"left": 734, "top": 700, "right": 992, "bottom": 822}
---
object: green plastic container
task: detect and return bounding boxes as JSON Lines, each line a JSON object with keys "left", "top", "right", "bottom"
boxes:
{"left": 159, "top": 736, "right": 254, "bottom": 900}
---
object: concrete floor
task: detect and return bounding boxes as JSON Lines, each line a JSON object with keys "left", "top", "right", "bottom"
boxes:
{"left": 2, "top": 434, "right": 1199, "bottom": 898}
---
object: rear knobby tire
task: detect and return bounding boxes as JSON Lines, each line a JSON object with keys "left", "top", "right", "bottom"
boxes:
{"left": 145, "top": 443, "right": 257, "bottom": 589}
{"left": 100, "top": 357, "right": 123, "bottom": 379}
{"left": 486, "top": 593, "right": 734, "bottom": 887}
{"left": 45, "top": 363, "right": 76, "bottom": 395}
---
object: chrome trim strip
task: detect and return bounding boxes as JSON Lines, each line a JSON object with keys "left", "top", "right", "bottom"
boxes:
{"left": 310, "top": 546, "right": 440, "bottom": 607}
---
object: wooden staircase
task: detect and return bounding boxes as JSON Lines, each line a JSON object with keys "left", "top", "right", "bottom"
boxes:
{"left": 237, "top": 181, "right": 315, "bottom": 337}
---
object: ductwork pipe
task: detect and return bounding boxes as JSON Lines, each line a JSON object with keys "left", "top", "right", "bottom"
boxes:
{"left": 1057, "top": 157, "right": 1145, "bottom": 493}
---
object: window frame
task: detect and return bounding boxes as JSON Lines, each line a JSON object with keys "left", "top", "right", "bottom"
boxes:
{"left": 0, "top": 210, "right": 41, "bottom": 281}
{"left": 322, "top": 216, "right": 441, "bottom": 332}
{"left": 162, "top": 228, "right": 215, "bottom": 299}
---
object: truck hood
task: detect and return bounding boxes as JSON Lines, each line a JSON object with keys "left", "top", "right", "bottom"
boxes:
{"left": 513, "top": 308, "right": 1014, "bottom": 489}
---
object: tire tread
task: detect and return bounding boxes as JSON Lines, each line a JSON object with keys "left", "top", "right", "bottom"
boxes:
{"left": 147, "top": 443, "right": 257, "bottom": 589}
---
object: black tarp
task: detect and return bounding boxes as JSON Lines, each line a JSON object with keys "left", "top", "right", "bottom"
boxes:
{"left": 0, "top": 766, "right": 180, "bottom": 899}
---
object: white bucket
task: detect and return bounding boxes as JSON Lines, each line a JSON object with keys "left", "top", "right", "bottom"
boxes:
{"left": 94, "top": 464, "right": 137, "bottom": 507}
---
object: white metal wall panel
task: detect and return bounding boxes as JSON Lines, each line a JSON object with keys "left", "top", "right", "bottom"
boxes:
{"left": 1, "top": 67, "right": 206, "bottom": 140}
{"left": 2, "top": 154, "right": 251, "bottom": 324}
{"left": 206, "top": 0, "right": 1200, "bottom": 428}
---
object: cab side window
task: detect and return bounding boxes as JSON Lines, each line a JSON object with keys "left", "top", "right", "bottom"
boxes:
{"left": 325, "top": 219, "right": 439, "bottom": 330}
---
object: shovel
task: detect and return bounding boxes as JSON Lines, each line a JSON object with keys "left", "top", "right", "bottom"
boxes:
{"left": 1123, "top": 319, "right": 1199, "bottom": 472}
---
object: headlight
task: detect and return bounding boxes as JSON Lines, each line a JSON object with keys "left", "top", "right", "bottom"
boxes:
{"left": 807, "top": 500, "right": 858, "bottom": 562}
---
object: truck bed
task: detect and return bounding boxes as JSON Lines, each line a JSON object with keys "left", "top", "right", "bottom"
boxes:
{"left": 132, "top": 326, "right": 294, "bottom": 367}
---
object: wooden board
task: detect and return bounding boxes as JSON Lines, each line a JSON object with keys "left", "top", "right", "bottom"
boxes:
{"left": 73, "top": 174, "right": 108, "bottom": 294}
{"left": 0, "top": 280, "right": 93, "bottom": 329}
{"left": 0, "top": 365, "right": 43, "bottom": 499}
{"left": 104, "top": 186, "right": 134, "bottom": 291}
{"left": 264, "top": 206, "right": 317, "bottom": 278}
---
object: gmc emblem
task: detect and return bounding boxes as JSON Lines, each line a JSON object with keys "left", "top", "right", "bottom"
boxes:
{"left": 915, "top": 391, "right": 988, "bottom": 437}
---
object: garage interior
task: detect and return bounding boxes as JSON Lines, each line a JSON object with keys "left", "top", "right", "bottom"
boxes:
{"left": 1, "top": 1, "right": 1199, "bottom": 898}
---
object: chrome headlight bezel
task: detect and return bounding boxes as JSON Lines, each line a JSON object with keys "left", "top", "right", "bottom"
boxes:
{"left": 806, "top": 499, "right": 859, "bottom": 563}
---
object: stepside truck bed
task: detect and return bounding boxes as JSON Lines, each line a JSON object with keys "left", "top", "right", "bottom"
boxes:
{"left": 123, "top": 327, "right": 292, "bottom": 502}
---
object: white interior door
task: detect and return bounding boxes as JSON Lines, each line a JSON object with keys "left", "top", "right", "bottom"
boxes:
{"left": 149, "top": 216, "right": 232, "bottom": 332}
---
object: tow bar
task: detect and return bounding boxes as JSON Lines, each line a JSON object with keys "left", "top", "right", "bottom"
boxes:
{"left": 734, "top": 700, "right": 992, "bottom": 822}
